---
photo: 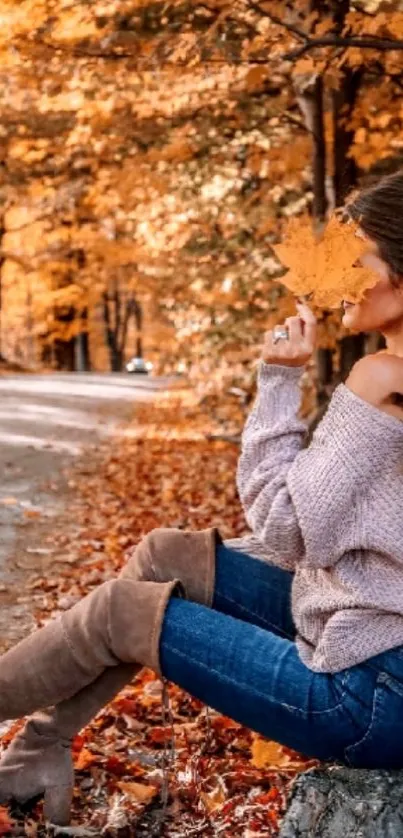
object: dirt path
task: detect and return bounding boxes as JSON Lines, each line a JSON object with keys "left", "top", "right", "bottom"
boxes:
{"left": 0, "top": 373, "right": 171, "bottom": 649}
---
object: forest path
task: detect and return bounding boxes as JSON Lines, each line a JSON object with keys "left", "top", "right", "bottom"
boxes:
{"left": 0, "top": 373, "right": 172, "bottom": 648}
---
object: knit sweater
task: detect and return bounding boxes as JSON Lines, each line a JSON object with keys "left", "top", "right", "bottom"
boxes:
{"left": 225, "top": 362, "right": 403, "bottom": 673}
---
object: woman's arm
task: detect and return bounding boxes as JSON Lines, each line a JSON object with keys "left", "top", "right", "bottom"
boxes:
{"left": 237, "top": 362, "right": 307, "bottom": 570}
{"left": 238, "top": 303, "right": 403, "bottom": 569}
{"left": 238, "top": 361, "right": 403, "bottom": 570}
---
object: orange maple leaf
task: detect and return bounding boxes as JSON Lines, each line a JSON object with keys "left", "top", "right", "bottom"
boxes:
{"left": 74, "top": 747, "right": 98, "bottom": 771}
{"left": 272, "top": 214, "right": 378, "bottom": 308}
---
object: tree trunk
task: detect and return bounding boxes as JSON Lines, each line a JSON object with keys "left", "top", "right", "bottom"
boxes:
{"left": 0, "top": 219, "right": 4, "bottom": 361}
{"left": 74, "top": 308, "right": 91, "bottom": 371}
{"left": 332, "top": 69, "right": 361, "bottom": 206}
{"left": 102, "top": 289, "right": 123, "bottom": 372}
{"left": 54, "top": 339, "right": 75, "bottom": 371}
{"left": 133, "top": 298, "right": 143, "bottom": 358}
{"left": 102, "top": 286, "right": 143, "bottom": 372}
{"left": 329, "top": 1, "right": 365, "bottom": 379}
{"left": 311, "top": 74, "right": 327, "bottom": 226}
{"left": 75, "top": 333, "right": 91, "bottom": 372}
{"left": 110, "top": 347, "right": 123, "bottom": 372}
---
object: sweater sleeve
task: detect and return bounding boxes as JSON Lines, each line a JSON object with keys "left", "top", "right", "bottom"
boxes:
{"left": 237, "top": 363, "right": 403, "bottom": 570}
{"left": 236, "top": 362, "right": 307, "bottom": 570}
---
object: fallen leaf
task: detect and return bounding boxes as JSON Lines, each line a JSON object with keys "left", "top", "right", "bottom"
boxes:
{"left": 104, "top": 755, "right": 129, "bottom": 776}
{"left": 74, "top": 747, "right": 98, "bottom": 771}
{"left": 200, "top": 785, "right": 226, "bottom": 813}
{"left": 251, "top": 736, "right": 292, "bottom": 769}
{"left": 117, "top": 780, "right": 158, "bottom": 803}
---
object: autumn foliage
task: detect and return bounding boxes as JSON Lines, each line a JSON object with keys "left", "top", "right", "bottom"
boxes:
{"left": 1, "top": 395, "right": 316, "bottom": 835}
{"left": 0, "top": 0, "right": 402, "bottom": 399}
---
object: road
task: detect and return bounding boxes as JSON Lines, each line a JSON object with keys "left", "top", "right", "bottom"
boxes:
{"left": 0, "top": 373, "right": 172, "bottom": 647}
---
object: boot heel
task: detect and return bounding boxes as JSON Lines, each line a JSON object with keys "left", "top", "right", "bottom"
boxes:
{"left": 44, "top": 783, "right": 73, "bottom": 826}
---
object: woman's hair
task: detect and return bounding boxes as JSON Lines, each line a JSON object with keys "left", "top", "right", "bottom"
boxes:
{"left": 346, "top": 170, "right": 403, "bottom": 287}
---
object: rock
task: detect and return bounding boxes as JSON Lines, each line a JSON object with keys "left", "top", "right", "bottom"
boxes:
{"left": 279, "top": 766, "right": 403, "bottom": 838}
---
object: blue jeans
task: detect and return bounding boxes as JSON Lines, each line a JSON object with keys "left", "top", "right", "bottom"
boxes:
{"left": 159, "top": 545, "right": 403, "bottom": 769}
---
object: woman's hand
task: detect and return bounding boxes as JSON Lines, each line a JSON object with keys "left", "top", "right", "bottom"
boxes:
{"left": 346, "top": 352, "right": 403, "bottom": 417}
{"left": 262, "top": 302, "right": 317, "bottom": 368}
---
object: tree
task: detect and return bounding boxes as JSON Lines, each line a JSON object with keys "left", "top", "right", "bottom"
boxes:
{"left": 0, "top": 0, "right": 401, "bottom": 408}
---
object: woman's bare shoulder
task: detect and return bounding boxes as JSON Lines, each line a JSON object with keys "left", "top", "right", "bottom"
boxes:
{"left": 373, "top": 352, "right": 403, "bottom": 420}
{"left": 346, "top": 351, "right": 403, "bottom": 422}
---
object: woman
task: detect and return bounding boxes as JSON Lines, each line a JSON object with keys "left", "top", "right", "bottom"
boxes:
{"left": 0, "top": 172, "right": 402, "bottom": 826}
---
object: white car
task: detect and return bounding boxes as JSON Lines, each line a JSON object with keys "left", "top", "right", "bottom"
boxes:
{"left": 125, "top": 357, "right": 154, "bottom": 374}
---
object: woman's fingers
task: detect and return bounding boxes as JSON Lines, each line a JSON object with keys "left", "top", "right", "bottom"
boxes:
{"left": 296, "top": 302, "right": 317, "bottom": 348}
{"left": 261, "top": 301, "right": 317, "bottom": 368}
{"left": 285, "top": 316, "right": 304, "bottom": 342}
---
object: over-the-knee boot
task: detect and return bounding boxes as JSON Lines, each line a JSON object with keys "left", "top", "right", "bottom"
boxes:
{"left": 0, "top": 528, "right": 218, "bottom": 824}
{"left": 0, "top": 577, "right": 178, "bottom": 821}
{"left": 0, "top": 664, "right": 138, "bottom": 824}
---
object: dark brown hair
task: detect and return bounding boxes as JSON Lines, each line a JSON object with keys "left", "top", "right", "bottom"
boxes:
{"left": 346, "top": 170, "right": 403, "bottom": 288}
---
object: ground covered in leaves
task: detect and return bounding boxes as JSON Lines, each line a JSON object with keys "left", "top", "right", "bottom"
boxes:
{"left": 1, "top": 394, "right": 317, "bottom": 836}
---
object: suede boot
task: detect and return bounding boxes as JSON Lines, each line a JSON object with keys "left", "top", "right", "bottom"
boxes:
{"left": 0, "top": 527, "right": 219, "bottom": 824}
{"left": 120, "top": 527, "right": 220, "bottom": 607}
{"left": 0, "top": 577, "right": 177, "bottom": 722}
{"left": 0, "top": 664, "right": 138, "bottom": 824}
{"left": 0, "top": 577, "right": 178, "bottom": 823}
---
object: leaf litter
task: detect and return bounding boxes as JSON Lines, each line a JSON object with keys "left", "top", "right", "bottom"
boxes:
{"left": 1, "top": 394, "right": 318, "bottom": 836}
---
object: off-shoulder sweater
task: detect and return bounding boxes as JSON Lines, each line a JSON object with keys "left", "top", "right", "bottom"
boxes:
{"left": 225, "top": 362, "right": 403, "bottom": 673}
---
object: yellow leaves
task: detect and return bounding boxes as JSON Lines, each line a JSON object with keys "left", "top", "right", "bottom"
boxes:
{"left": 354, "top": 127, "right": 366, "bottom": 145}
{"left": 251, "top": 737, "right": 286, "bottom": 769}
{"left": 377, "top": 113, "right": 392, "bottom": 130}
{"left": 200, "top": 783, "right": 226, "bottom": 813}
{"left": 146, "top": 137, "right": 196, "bottom": 164}
{"left": 293, "top": 56, "right": 315, "bottom": 77}
{"left": 8, "top": 138, "right": 50, "bottom": 163}
{"left": 51, "top": 9, "right": 99, "bottom": 42}
{"left": 251, "top": 735, "right": 311, "bottom": 770}
{"left": 314, "top": 17, "right": 334, "bottom": 36}
{"left": 386, "top": 12, "right": 403, "bottom": 39}
{"left": 74, "top": 747, "right": 98, "bottom": 771}
{"left": 49, "top": 284, "right": 86, "bottom": 309}
{"left": 272, "top": 214, "right": 378, "bottom": 309}
{"left": 169, "top": 33, "right": 199, "bottom": 65}
{"left": 116, "top": 781, "right": 158, "bottom": 804}
{"left": 350, "top": 128, "right": 398, "bottom": 171}
{"left": 245, "top": 66, "right": 270, "bottom": 92}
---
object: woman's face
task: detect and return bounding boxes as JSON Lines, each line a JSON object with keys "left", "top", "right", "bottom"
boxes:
{"left": 341, "top": 237, "right": 403, "bottom": 334}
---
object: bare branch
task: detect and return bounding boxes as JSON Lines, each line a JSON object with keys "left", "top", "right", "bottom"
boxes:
{"left": 246, "top": 1, "right": 309, "bottom": 43}
{"left": 246, "top": 1, "right": 403, "bottom": 60}
{"left": 284, "top": 34, "right": 403, "bottom": 61}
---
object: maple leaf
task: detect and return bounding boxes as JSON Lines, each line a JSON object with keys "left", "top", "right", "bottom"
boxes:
{"left": 272, "top": 214, "right": 379, "bottom": 308}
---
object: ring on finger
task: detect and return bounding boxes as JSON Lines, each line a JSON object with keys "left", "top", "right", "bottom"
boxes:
{"left": 272, "top": 326, "right": 290, "bottom": 344}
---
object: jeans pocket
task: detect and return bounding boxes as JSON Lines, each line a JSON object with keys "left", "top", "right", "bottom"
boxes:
{"left": 345, "top": 672, "right": 403, "bottom": 769}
